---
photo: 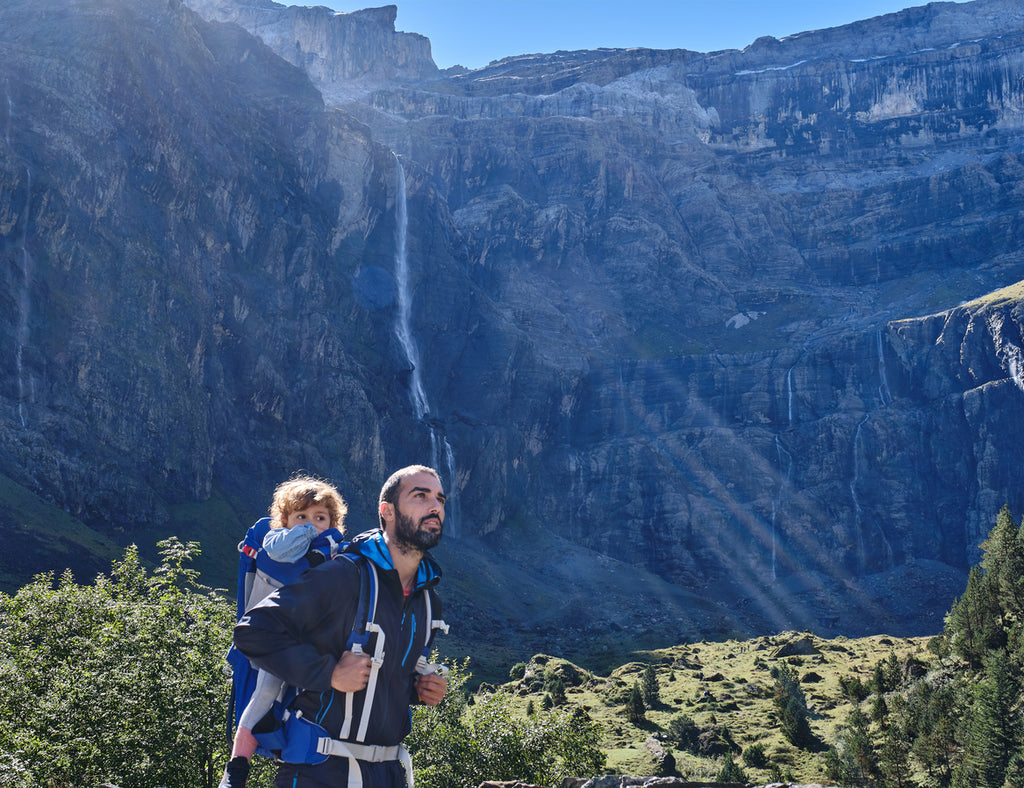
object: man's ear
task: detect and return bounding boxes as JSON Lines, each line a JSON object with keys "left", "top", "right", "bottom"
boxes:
{"left": 379, "top": 501, "right": 394, "bottom": 525}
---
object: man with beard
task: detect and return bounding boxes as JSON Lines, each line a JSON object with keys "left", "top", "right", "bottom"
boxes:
{"left": 232, "top": 465, "right": 449, "bottom": 788}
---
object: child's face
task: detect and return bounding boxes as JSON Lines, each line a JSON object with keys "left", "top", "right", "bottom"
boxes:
{"left": 285, "top": 504, "right": 333, "bottom": 533}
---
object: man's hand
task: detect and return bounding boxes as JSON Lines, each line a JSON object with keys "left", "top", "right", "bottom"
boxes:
{"left": 330, "top": 650, "right": 373, "bottom": 693}
{"left": 415, "top": 672, "right": 447, "bottom": 706}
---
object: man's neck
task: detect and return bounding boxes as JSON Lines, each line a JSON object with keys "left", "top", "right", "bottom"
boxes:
{"left": 383, "top": 532, "right": 423, "bottom": 590}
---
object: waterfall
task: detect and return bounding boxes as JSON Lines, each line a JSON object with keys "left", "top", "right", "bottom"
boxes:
{"left": 15, "top": 165, "right": 32, "bottom": 427}
{"left": 392, "top": 154, "right": 458, "bottom": 535}
{"left": 5, "top": 87, "right": 30, "bottom": 425}
{"left": 393, "top": 157, "right": 429, "bottom": 420}
{"left": 772, "top": 435, "right": 794, "bottom": 581}
{"left": 786, "top": 364, "right": 795, "bottom": 426}
{"left": 1009, "top": 347, "right": 1024, "bottom": 394}
{"left": 849, "top": 415, "right": 869, "bottom": 570}
{"left": 4, "top": 81, "right": 11, "bottom": 147}
{"left": 876, "top": 328, "right": 892, "bottom": 406}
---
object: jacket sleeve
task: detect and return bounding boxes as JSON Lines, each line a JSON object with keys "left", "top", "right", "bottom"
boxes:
{"left": 233, "top": 559, "right": 358, "bottom": 691}
{"left": 262, "top": 523, "right": 317, "bottom": 563}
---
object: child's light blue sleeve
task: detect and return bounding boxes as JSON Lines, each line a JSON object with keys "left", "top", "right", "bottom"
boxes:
{"left": 263, "top": 523, "right": 318, "bottom": 563}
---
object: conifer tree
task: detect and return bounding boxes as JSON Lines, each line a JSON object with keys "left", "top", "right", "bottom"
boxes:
{"left": 954, "top": 650, "right": 1020, "bottom": 788}
{"left": 946, "top": 565, "right": 1003, "bottom": 668}
{"left": 901, "top": 662, "right": 964, "bottom": 786}
{"left": 879, "top": 723, "right": 913, "bottom": 788}
{"left": 640, "top": 664, "right": 660, "bottom": 708}
{"left": 716, "top": 751, "right": 746, "bottom": 783}
{"left": 770, "top": 662, "right": 816, "bottom": 748}
{"left": 626, "top": 682, "right": 646, "bottom": 725}
{"left": 981, "top": 505, "right": 1024, "bottom": 617}
{"left": 842, "top": 705, "right": 877, "bottom": 783}
{"left": 885, "top": 649, "right": 902, "bottom": 691}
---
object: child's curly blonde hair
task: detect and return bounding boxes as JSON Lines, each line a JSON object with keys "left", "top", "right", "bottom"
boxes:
{"left": 269, "top": 475, "right": 348, "bottom": 531}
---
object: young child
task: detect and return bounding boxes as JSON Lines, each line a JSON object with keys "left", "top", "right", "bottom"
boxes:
{"left": 219, "top": 475, "right": 348, "bottom": 788}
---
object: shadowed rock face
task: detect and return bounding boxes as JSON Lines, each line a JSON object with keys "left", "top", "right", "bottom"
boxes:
{"left": 3, "top": 0, "right": 1024, "bottom": 650}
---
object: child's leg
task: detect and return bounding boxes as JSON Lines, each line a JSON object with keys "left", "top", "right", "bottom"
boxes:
{"left": 231, "top": 726, "right": 260, "bottom": 759}
{"left": 234, "top": 669, "right": 287, "bottom": 761}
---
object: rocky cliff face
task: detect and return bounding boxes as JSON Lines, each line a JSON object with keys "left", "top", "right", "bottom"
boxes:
{"left": 184, "top": 0, "right": 439, "bottom": 102}
{"left": 3, "top": 0, "right": 1024, "bottom": 658}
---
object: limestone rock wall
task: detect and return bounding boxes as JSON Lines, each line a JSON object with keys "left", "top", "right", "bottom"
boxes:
{"left": 4, "top": 0, "right": 1024, "bottom": 644}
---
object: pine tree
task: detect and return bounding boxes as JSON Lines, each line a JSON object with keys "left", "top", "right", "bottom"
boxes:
{"left": 955, "top": 650, "right": 1020, "bottom": 788}
{"left": 640, "top": 664, "right": 660, "bottom": 708}
{"left": 770, "top": 663, "right": 816, "bottom": 748}
{"left": 626, "top": 682, "right": 646, "bottom": 725}
{"left": 879, "top": 696, "right": 913, "bottom": 788}
{"left": 842, "top": 705, "right": 877, "bottom": 783}
{"left": 871, "top": 692, "right": 889, "bottom": 727}
{"left": 885, "top": 649, "right": 902, "bottom": 691}
{"left": 981, "top": 506, "right": 1024, "bottom": 617}
{"left": 903, "top": 671, "right": 963, "bottom": 787}
{"left": 946, "top": 565, "right": 1004, "bottom": 668}
{"left": 716, "top": 751, "right": 746, "bottom": 783}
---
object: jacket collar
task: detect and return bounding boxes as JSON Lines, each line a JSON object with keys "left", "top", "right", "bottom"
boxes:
{"left": 350, "top": 530, "right": 442, "bottom": 591}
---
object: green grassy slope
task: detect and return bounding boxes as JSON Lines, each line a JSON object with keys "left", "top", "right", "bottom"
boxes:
{"left": 483, "top": 631, "right": 934, "bottom": 784}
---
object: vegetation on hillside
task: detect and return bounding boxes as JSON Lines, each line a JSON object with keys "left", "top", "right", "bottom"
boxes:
{"left": 440, "top": 505, "right": 1024, "bottom": 787}
{"left": 1, "top": 506, "right": 1023, "bottom": 786}
{"left": 0, "top": 539, "right": 232, "bottom": 788}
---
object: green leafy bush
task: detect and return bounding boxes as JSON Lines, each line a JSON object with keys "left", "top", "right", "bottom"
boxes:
{"left": 408, "top": 659, "right": 605, "bottom": 788}
{"left": 742, "top": 742, "right": 769, "bottom": 768}
{"left": 0, "top": 539, "right": 233, "bottom": 788}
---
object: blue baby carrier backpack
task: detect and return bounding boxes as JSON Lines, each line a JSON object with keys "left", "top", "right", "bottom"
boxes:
{"left": 224, "top": 517, "right": 346, "bottom": 756}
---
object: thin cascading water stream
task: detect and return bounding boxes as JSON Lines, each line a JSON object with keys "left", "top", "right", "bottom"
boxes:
{"left": 4, "top": 82, "right": 11, "bottom": 147}
{"left": 393, "top": 157, "right": 429, "bottom": 421}
{"left": 8, "top": 83, "right": 32, "bottom": 426}
{"left": 392, "top": 154, "right": 458, "bottom": 534}
{"left": 786, "top": 364, "right": 795, "bottom": 426}
{"left": 15, "top": 167, "right": 32, "bottom": 427}
{"left": 849, "top": 414, "right": 869, "bottom": 571}
{"left": 772, "top": 435, "right": 794, "bottom": 581}
{"left": 876, "top": 328, "right": 893, "bottom": 406}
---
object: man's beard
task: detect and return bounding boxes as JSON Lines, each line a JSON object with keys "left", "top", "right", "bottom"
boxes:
{"left": 393, "top": 504, "right": 443, "bottom": 552}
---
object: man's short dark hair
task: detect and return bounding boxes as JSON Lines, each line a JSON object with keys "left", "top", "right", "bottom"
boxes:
{"left": 378, "top": 465, "right": 441, "bottom": 529}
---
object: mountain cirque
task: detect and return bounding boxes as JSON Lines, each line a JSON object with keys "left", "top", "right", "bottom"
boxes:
{"left": 2, "top": 0, "right": 1024, "bottom": 659}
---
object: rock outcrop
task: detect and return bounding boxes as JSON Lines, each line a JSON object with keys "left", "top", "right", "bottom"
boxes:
{"left": 183, "top": 0, "right": 439, "bottom": 102}
{"left": 3, "top": 0, "right": 1024, "bottom": 657}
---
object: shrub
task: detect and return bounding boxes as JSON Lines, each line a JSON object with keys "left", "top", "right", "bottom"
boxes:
{"left": 666, "top": 713, "right": 700, "bottom": 753}
{"left": 408, "top": 661, "right": 605, "bottom": 788}
{"left": 743, "top": 742, "right": 769, "bottom": 768}
{"left": 0, "top": 540, "right": 233, "bottom": 788}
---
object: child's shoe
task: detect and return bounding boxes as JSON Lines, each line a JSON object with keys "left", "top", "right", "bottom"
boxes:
{"left": 218, "top": 756, "right": 250, "bottom": 788}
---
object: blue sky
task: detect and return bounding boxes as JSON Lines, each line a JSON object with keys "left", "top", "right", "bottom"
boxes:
{"left": 318, "top": 0, "right": 965, "bottom": 70}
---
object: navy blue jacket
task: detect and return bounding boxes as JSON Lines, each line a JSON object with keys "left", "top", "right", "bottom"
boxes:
{"left": 233, "top": 530, "right": 443, "bottom": 747}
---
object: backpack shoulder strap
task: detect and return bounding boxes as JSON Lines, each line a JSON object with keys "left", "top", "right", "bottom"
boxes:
{"left": 335, "top": 554, "right": 384, "bottom": 742}
{"left": 416, "top": 587, "right": 450, "bottom": 677}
